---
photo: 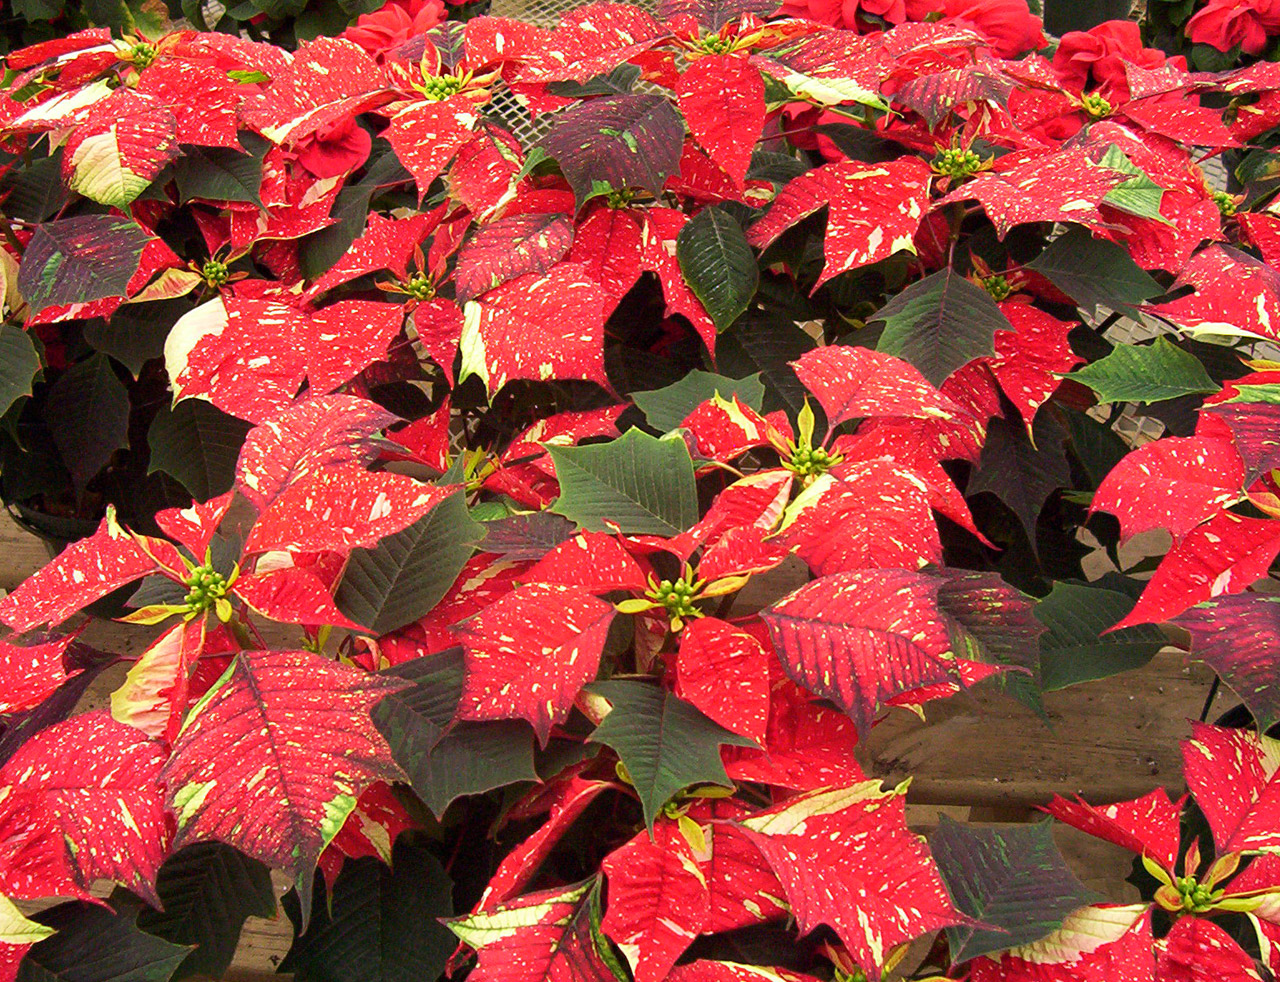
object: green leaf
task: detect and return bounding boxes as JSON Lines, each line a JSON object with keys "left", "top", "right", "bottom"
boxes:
{"left": 0, "top": 324, "right": 40, "bottom": 418}
{"left": 43, "top": 354, "right": 131, "bottom": 492}
{"left": 135, "top": 843, "right": 276, "bottom": 981}
{"left": 549, "top": 429, "right": 698, "bottom": 536}
{"left": 932, "top": 816, "right": 1103, "bottom": 963}
{"left": 1062, "top": 407, "right": 1129, "bottom": 490}
{"left": 171, "top": 137, "right": 268, "bottom": 208}
{"left": 147, "top": 400, "right": 253, "bottom": 502}
{"left": 374, "top": 649, "right": 539, "bottom": 818}
{"left": 631, "top": 370, "right": 764, "bottom": 433}
{"left": 586, "top": 680, "right": 754, "bottom": 831}
{"left": 0, "top": 151, "right": 71, "bottom": 222}
{"left": 19, "top": 900, "right": 191, "bottom": 982}
{"left": 281, "top": 838, "right": 455, "bottom": 982}
{"left": 1069, "top": 336, "right": 1219, "bottom": 405}
{"left": 1099, "top": 145, "right": 1169, "bottom": 223}
{"left": 966, "top": 414, "right": 1070, "bottom": 554}
{"left": 677, "top": 206, "right": 759, "bottom": 333}
{"left": 84, "top": 300, "right": 187, "bottom": 377}
{"left": 872, "top": 267, "right": 1007, "bottom": 386}
{"left": 716, "top": 309, "right": 816, "bottom": 416}
{"left": 336, "top": 490, "right": 484, "bottom": 635}
{"left": 1027, "top": 227, "right": 1163, "bottom": 316}
{"left": 1034, "top": 582, "right": 1166, "bottom": 690}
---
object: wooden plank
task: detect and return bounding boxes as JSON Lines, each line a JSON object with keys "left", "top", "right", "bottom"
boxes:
{"left": 0, "top": 508, "right": 55, "bottom": 593}
{"left": 863, "top": 651, "right": 1214, "bottom": 808}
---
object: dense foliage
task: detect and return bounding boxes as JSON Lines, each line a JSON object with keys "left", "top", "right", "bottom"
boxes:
{"left": 3, "top": 2, "right": 1280, "bottom": 980}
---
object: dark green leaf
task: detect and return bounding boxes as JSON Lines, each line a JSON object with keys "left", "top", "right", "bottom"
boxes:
{"left": 299, "top": 184, "right": 375, "bottom": 282}
{"left": 136, "top": 844, "right": 276, "bottom": 981}
{"left": 0, "top": 324, "right": 40, "bottom": 418}
{"left": 281, "top": 838, "right": 454, "bottom": 982}
{"left": 374, "top": 649, "right": 539, "bottom": 817}
{"left": 677, "top": 206, "right": 758, "bottom": 333}
{"left": 932, "top": 816, "right": 1103, "bottom": 962}
{"left": 967, "top": 415, "right": 1070, "bottom": 554}
{"left": 1035, "top": 582, "right": 1166, "bottom": 690}
{"left": 1062, "top": 407, "right": 1129, "bottom": 490}
{"left": 147, "top": 400, "right": 252, "bottom": 502}
{"left": 0, "top": 151, "right": 71, "bottom": 222}
{"left": 84, "top": 300, "right": 187, "bottom": 377}
{"left": 872, "top": 267, "right": 1007, "bottom": 386}
{"left": 43, "top": 354, "right": 130, "bottom": 492}
{"left": 1068, "top": 336, "right": 1217, "bottom": 405}
{"left": 586, "top": 680, "right": 754, "bottom": 830}
{"left": 336, "top": 490, "right": 484, "bottom": 635}
{"left": 715, "top": 309, "right": 816, "bottom": 417}
{"left": 19, "top": 216, "right": 153, "bottom": 316}
{"left": 631, "top": 369, "right": 764, "bottom": 433}
{"left": 535, "top": 95, "right": 683, "bottom": 207}
{"left": 171, "top": 138, "right": 268, "bottom": 207}
{"left": 19, "top": 900, "right": 191, "bottom": 982}
{"left": 1027, "top": 228, "right": 1163, "bottom": 316}
{"left": 548, "top": 429, "right": 698, "bottom": 536}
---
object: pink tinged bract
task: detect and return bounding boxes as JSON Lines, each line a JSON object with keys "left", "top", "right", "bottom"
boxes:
{"left": 234, "top": 394, "right": 399, "bottom": 511}
{"left": 675, "top": 617, "right": 770, "bottom": 744}
{"left": 667, "top": 963, "right": 824, "bottom": 982}
{"left": 1040, "top": 788, "right": 1183, "bottom": 871}
{"left": 477, "top": 777, "right": 613, "bottom": 911}
{"left": 0, "top": 632, "right": 82, "bottom": 714}
{"left": 1112, "top": 511, "right": 1280, "bottom": 628}
{"left": 1148, "top": 244, "right": 1280, "bottom": 343}
{"left": 676, "top": 55, "right": 766, "bottom": 189}
{"left": 110, "top": 618, "right": 207, "bottom": 742}
{"left": 445, "top": 878, "right": 616, "bottom": 982}
{"left": 167, "top": 296, "right": 405, "bottom": 422}
{"left": 244, "top": 469, "right": 452, "bottom": 554}
{"left": 386, "top": 95, "right": 483, "bottom": 193}
{"left": 602, "top": 824, "right": 711, "bottom": 982}
{"left": 459, "top": 262, "right": 610, "bottom": 395}
{"left": 790, "top": 346, "right": 966, "bottom": 430}
{"left": 737, "top": 781, "right": 963, "bottom": 980}
{"left": 939, "top": 148, "right": 1122, "bottom": 238}
{"left": 0, "top": 711, "right": 168, "bottom": 904}
{"left": 0, "top": 509, "right": 158, "bottom": 632}
{"left": 233, "top": 567, "right": 365, "bottom": 630}
{"left": 154, "top": 492, "right": 234, "bottom": 562}
{"left": 1090, "top": 435, "right": 1245, "bottom": 543}
{"left": 243, "top": 36, "right": 389, "bottom": 144}
{"left": 306, "top": 211, "right": 442, "bottom": 299}
{"left": 160, "top": 650, "right": 407, "bottom": 913}
{"left": 1156, "top": 916, "right": 1263, "bottom": 982}
{"left": 774, "top": 467, "right": 942, "bottom": 576}
{"left": 751, "top": 157, "right": 931, "bottom": 289}
{"left": 1182, "top": 722, "right": 1280, "bottom": 855}
{"left": 62, "top": 89, "right": 180, "bottom": 208}
{"left": 523, "top": 532, "right": 648, "bottom": 594}
{"left": 967, "top": 904, "right": 1155, "bottom": 982}
{"left": 760, "top": 569, "right": 959, "bottom": 735}
{"left": 454, "top": 583, "right": 616, "bottom": 744}
{"left": 454, "top": 213, "right": 575, "bottom": 303}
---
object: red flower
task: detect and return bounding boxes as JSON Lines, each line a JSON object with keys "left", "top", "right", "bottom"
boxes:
{"left": 1186, "top": 0, "right": 1280, "bottom": 55}
{"left": 941, "top": 0, "right": 1045, "bottom": 57}
{"left": 1054, "top": 20, "right": 1186, "bottom": 100}
{"left": 342, "top": 0, "right": 448, "bottom": 61}
{"left": 295, "top": 116, "right": 373, "bottom": 179}
{"left": 778, "top": 0, "right": 938, "bottom": 29}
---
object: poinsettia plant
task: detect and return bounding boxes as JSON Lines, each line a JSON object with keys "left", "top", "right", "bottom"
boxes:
{"left": 4, "top": 0, "right": 1280, "bottom": 979}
